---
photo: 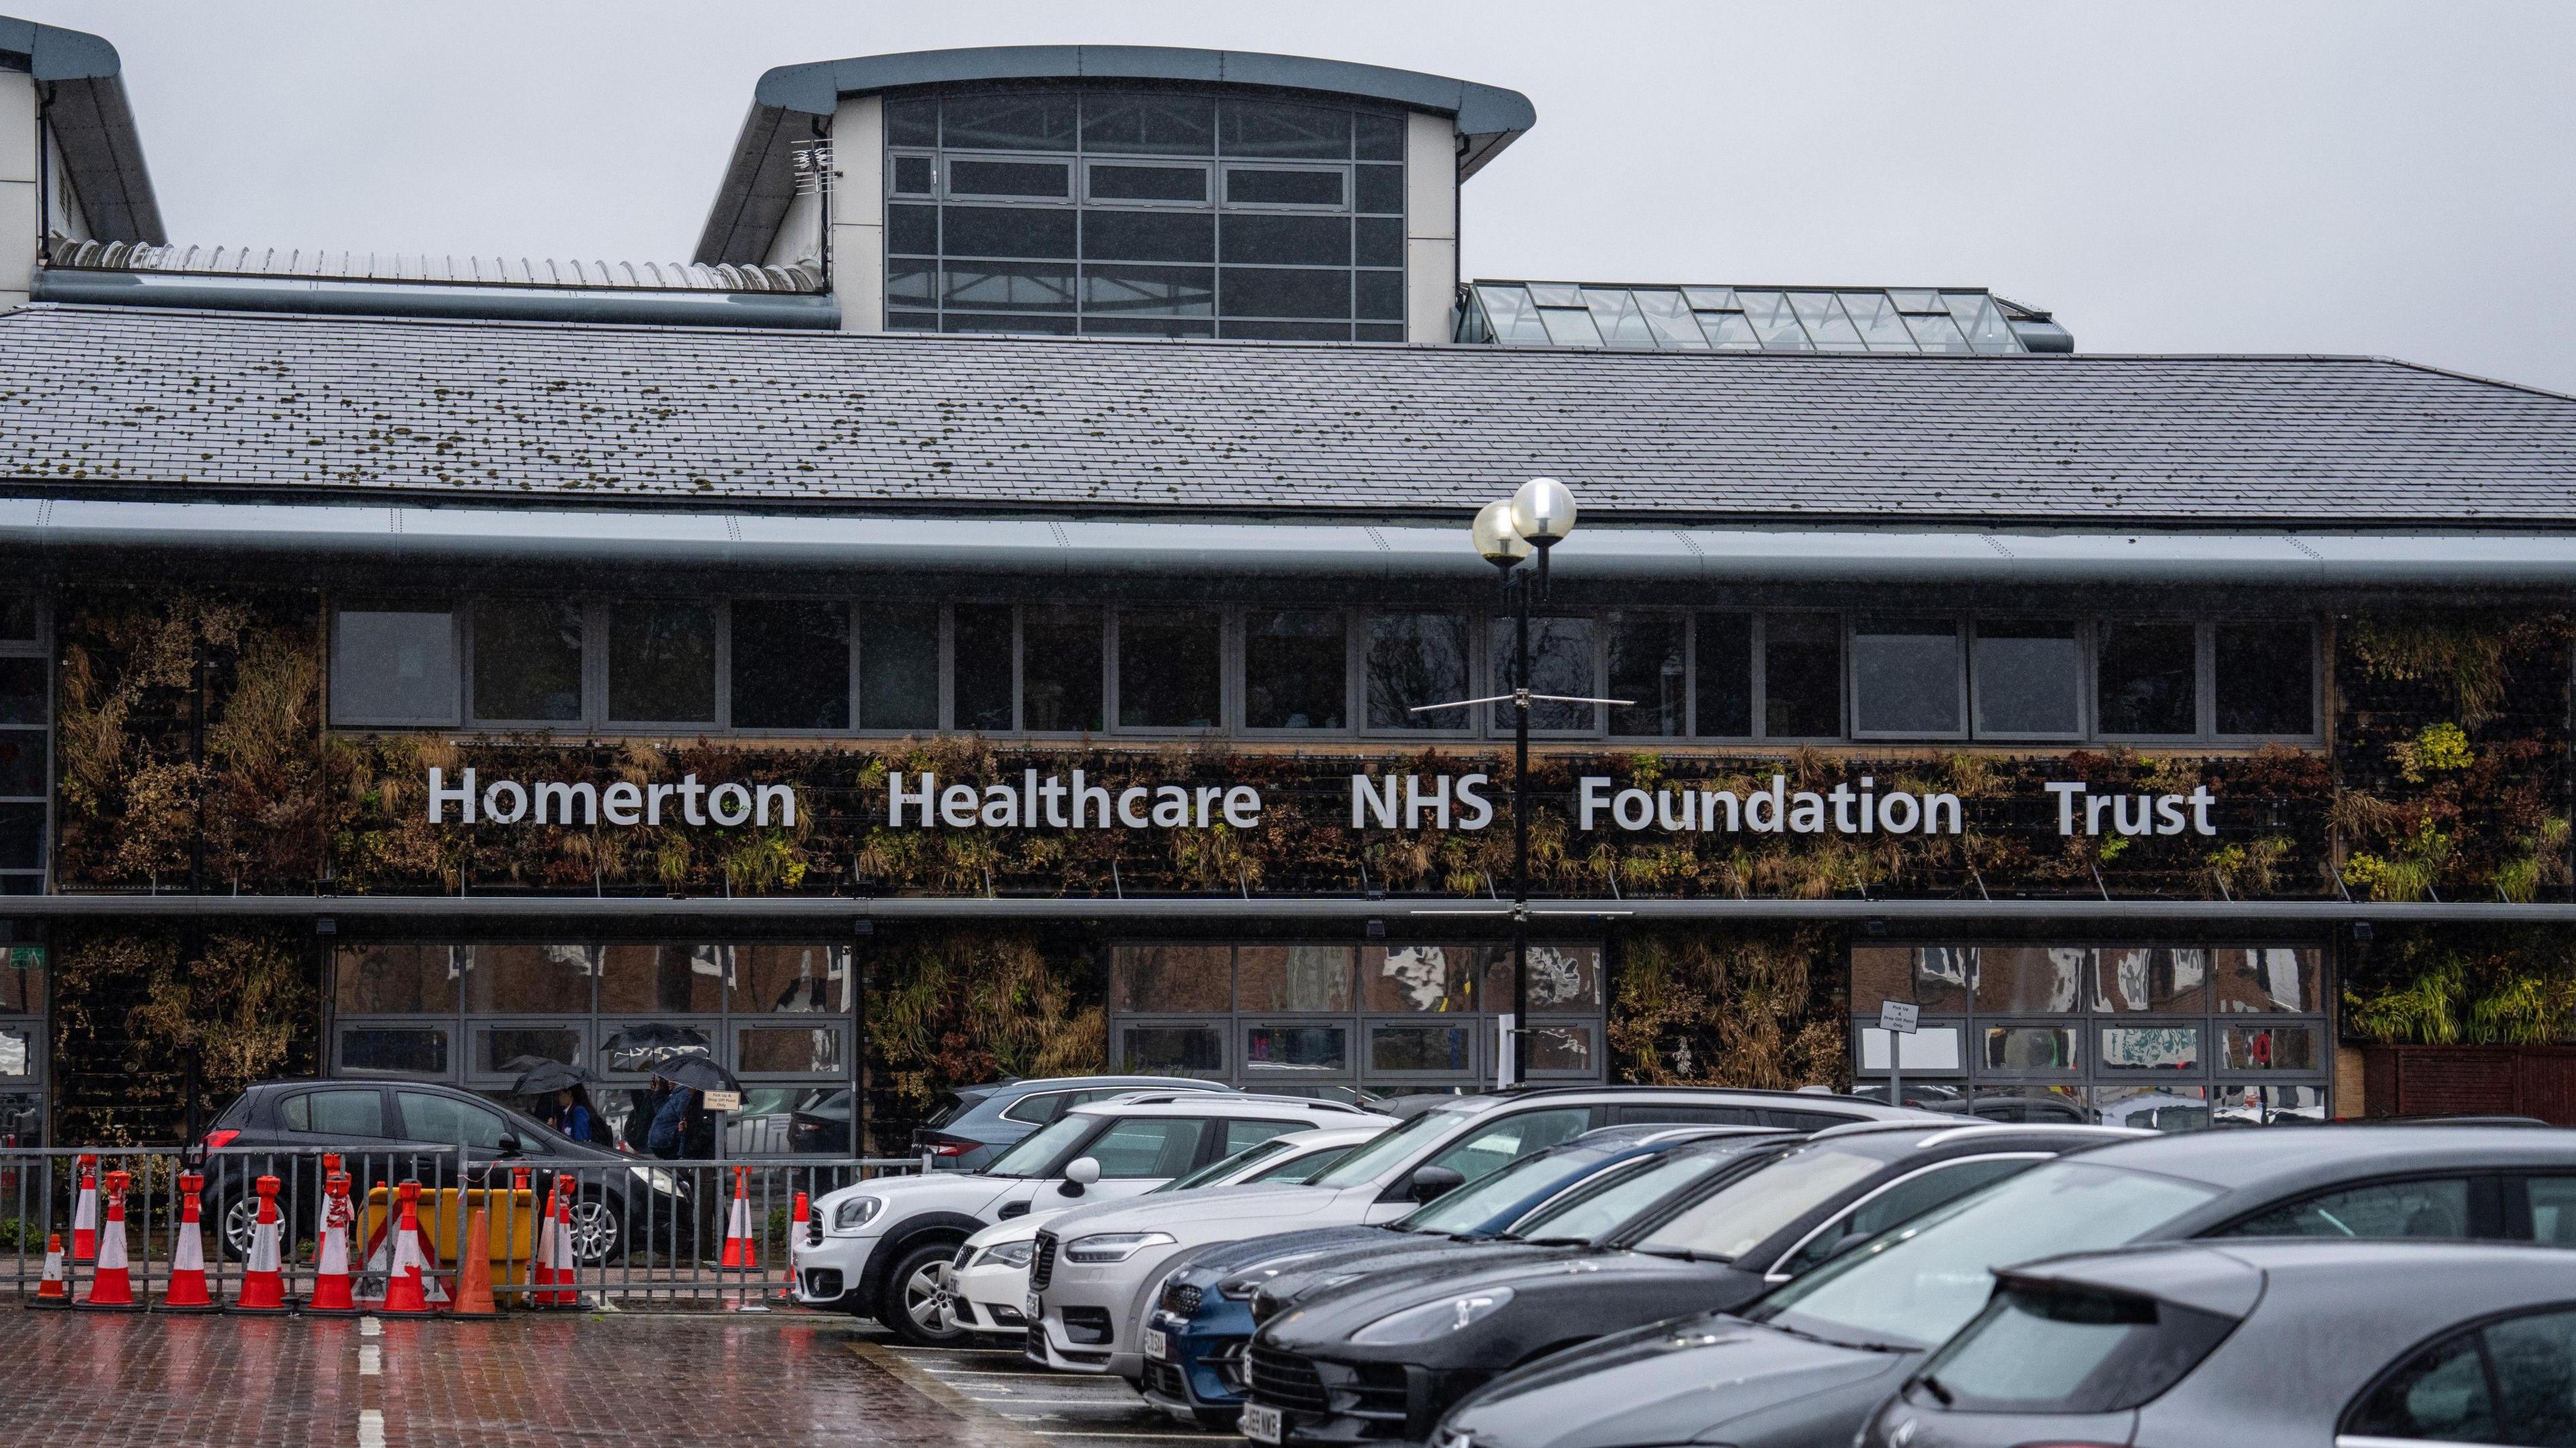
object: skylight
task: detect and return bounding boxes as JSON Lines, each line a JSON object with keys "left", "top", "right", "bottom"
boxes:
{"left": 1459, "top": 282, "right": 2043, "bottom": 353}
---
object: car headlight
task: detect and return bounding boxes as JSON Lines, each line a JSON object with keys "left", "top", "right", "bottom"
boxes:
{"left": 1064, "top": 1231, "right": 1177, "bottom": 1264}
{"left": 627, "top": 1166, "right": 684, "bottom": 1198}
{"left": 832, "top": 1196, "right": 885, "bottom": 1233}
{"left": 1351, "top": 1287, "right": 1517, "bottom": 1345}
{"left": 979, "top": 1239, "right": 1036, "bottom": 1269}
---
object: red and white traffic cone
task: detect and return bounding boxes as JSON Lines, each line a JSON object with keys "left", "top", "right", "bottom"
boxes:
{"left": 158, "top": 1172, "right": 217, "bottom": 1313}
{"left": 76, "top": 1170, "right": 140, "bottom": 1311}
{"left": 305, "top": 1171, "right": 358, "bottom": 1316}
{"left": 781, "top": 1190, "right": 809, "bottom": 1301}
{"left": 68, "top": 1154, "right": 99, "bottom": 1264}
{"left": 543, "top": 1178, "right": 578, "bottom": 1307}
{"left": 28, "top": 1232, "right": 67, "bottom": 1308}
{"left": 527, "top": 1176, "right": 562, "bottom": 1308}
{"left": 719, "top": 1166, "right": 759, "bottom": 1269}
{"left": 380, "top": 1182, "right": 433, "bottom": 1317}
{"left": 229, "top": 1174, "right": 292, "bottom": 1315}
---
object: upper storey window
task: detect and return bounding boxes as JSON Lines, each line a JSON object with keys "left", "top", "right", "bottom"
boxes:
{"left": 883, "top": 83, "right": 1407, "bottom": 341}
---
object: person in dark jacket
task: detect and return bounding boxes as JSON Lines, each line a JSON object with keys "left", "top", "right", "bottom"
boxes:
{"left": 646, "top": 1077, "right": 696, "bottom": 1160}
{"left": 550, "top": 1085, "right": 612, "bottom": 1148}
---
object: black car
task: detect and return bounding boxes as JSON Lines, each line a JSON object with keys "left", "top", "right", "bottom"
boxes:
{"left": 197, "top": 1078, "right": 688, "bottom": 1265}
{"left": 1244, "top": 1123, "right": 2131, "bottom": 1445}
{"left": 1430, "top": 1123, "right": 2576, "bottom": 1448}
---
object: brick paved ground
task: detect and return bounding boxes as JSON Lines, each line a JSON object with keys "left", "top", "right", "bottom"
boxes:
{"left": 0, "top": 1309, "right": 1195, "bottom": 1447}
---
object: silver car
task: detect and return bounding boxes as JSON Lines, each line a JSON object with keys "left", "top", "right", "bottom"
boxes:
{"left": 1861, "top": 1239, "right": 2576, "bottom": 1447}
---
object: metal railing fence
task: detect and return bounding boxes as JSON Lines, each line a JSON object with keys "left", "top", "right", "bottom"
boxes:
{"left": 0, "top": 1147, "right": 927, "bottom": 1311}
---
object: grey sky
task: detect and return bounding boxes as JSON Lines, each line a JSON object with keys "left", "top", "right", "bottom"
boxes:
{"left": 36, "top": 1, "right": 2576, "bottom": 393}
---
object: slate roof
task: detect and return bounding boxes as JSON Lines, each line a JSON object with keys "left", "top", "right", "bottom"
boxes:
{"left": 1, "top": 302, "right": 2572, "bottom": 526}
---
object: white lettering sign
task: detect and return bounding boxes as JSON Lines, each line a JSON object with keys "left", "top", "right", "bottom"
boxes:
{"left": 425, "top": 768, "right": 797, "bottom": 828}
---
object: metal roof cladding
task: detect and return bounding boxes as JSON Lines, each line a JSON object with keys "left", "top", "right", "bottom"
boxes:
{"left": 695, "top": 45, "right": 1539, "bottom": 266}
{"left": 3, "top": 303, "right": 2575, "bottom": 528}
{"left": 0, "top": 13, "right": 162, "bottom": 242}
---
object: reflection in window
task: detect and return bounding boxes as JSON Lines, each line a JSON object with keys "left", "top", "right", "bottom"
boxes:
{"left": 1972, "top": 620, "right": 2082, "bottom": 736}
{"left": 1244, "top": 610, "right": 1346, "bottom": 730}
{"left": 2091, "top": 948, "right": 2208, "bottom": 1013}
{"left": 474, "top": 1025, "right": 580, "bottom": 1076}
{"left": 739, "top": 1026, "right": 844, "bottom": 1074}
{"left": 599, "top": 945, "right": 724, "bottom": 1014}
{"left": 2220, "top": 1023, "right": 2318, "bottom": 1072}
{"left": 1527, "top": 1023, "right": 1595, "bottom": 1073}
{"left": 1764, "top": 614, "right": 1842, "bottom": 737}
{"left": 0, "top": 948, "right": 38, "bottom": 1012}
{"left": 608, "top": 600, "right": 717, "bottom": 724}
{"left": 952, "top": 605, "right": 1014, "bottom": 731}
{"left": 336, "top": 944, "right": 464, "bottom": 1014}
{"left": 1693, "top": 613, "right": 1753, "bottom": 738}
{"left": 2099, "top": 1025, "right": 2200, "bottom": 1072}
{"left": 1982, "top": 1025, "right": 2080, "bottom": 1072}
{"left": 1237, "top": 946, "right": 1353, "bottom": 1012}
{"left": 1976, "top": 948, "right": 2085, "bottom": 1013}
{"left": 599, "top": 1021, "right": 716, "bottom": 1074}
{"left": 467, "top": 944, "right": 594, "bottom": 1014}
{"left": 2229, "top": 1176, "right": 2470, "bottom": 1238}
{"left": 1118, "top": 1023, "right": 1224, "bottom": 1077}
{"left": 1605, "top": 614, "right": 1684, "bottom": 736}
{"left": 1853, "top": 617, "right": 1962, "bottom": 734}
{"left": 333, "top": 608, "right": 458, "bottom": 724}
{"left": 1246, "top": 1024, "right": 1347, "bottom": 1075}
{"left": 2096, "top": 622, "right": 2196, "bottom": 735}
{"left": 1021, "top": 605, "right": 1104, "bottom": 732}
{"left": 1492, "top": 617, "right": 1597, "bottom": 730}
{"left": 1367, "top": 614, "right": 1470, "bottom": 730}
{"left": 859, "top": 604, "right": 941, "bottom": 731}
{"left": 1119, "top": 609, "right": 1222, "bottom": 728}
{"left": 2093, "top": 1084, "right": 2208, "bottom": 1132}
{"left": 2215, "top": 622, "right": 2314, "bottom": 735}
{"left": 0, "top": 1026, "right": 28, "bottom": 1079}
{"left": 341, "top": 1028, "right": 449, "bottom": 1076}
{"left": 731, "top": 600, "right": 849, "bottom": 730}
{"left": 735, "top": 945, "right": 850, "bottom": 1013}
{"left": 1364, "top": 946, "right": 1474, "bottom": 1012}
{"left": 1480, "top": 944, "right": 1603, "bottom": 1014}
{"left": 1370, "top": 1024, "right": 1472, "bottom": 1074}
{"left": 473, "top": 598, "right": 584, "bottom": 722}
{"left": 2214, "top": 948, "right": 2319, "bottom": 1013}
{"left": 1112, "top": 946, "right": 1232, "bottom": 1013}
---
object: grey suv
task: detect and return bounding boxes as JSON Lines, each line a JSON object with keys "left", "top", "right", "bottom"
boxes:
{"left": 914, "top": 1076, "right": 1236, "bottom": 1170}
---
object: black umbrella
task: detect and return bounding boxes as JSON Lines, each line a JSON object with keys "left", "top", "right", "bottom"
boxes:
{"left": 655, "top": 1054, "right": 741, "bottom": 1095}
{"left": 501, "top": 1056, "right": 597, "bottom": 1097}
{"left": 601, "top": 1023, "right": 713, "bottom": 1070}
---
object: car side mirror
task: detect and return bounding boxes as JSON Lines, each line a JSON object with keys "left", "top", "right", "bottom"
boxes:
{"left": 1408, "top": 1165, "right": 1466, "bottom": 1203}
{"left": 497, "top": 1133, "right": 523, "bottom": 1157}
{"left": 1060, "top": 1157, "right": 1102, "bottom": 1196}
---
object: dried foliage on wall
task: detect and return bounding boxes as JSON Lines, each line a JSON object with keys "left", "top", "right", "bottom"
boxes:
{"left": 49, "top": 924, "right": 317, "bottom": 1144}
{"left": 861, "top": 928, "right": 1104, "bottom": 1152}
{"left": 2344, "top": 925, "right": 2576, "bottom": 1047}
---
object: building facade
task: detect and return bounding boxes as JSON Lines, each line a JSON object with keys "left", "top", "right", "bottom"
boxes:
{"left": 0, "top": 26, "right": 2571, "bottom": 1150}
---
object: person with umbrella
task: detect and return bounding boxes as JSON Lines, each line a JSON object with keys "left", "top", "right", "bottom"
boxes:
{"left": 504, "top": 1057, "right": 615, "bottom": 1148}
{"left": 645, "top": 1055, "right": 741, "bottom": 1160}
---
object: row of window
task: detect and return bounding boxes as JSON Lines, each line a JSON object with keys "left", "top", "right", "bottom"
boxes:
{"left": 331, "top": 598, "right": 2321, "bottom": 744}
{"left": 0, "top": 590, "right": 44, "bottom": 891}
{"left": 333, "top": 1019, "right": 847, "bottom": 1083}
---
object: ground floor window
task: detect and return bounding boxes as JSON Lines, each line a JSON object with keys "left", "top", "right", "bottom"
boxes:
{"left": 1848, "top": 942, "right": 2330, "bottom": 1128}
{"left": 331, "top": 941, "right": 854, "bottom": 1154}
{"left": 1108, "top": 941, "right": 1606, "bottom": 1092}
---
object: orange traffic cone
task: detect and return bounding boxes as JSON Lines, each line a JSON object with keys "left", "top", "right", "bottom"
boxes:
{"left": 158, "top": 1172, "right": 217, "bottom": 1313}
{"left": 719, "top": 1166, "right": 759, "bottom": 1269}
{"left": 380, "top": 1182, "right": 433, "bottom": 1317}
{"left": 229, "top": 1174, "right": 291, "bottom": 1315}
{"left": 447, "top": 1207, "right": 500, "bottom": 1319}
{"left": 28, "top": 1232, "right": 67, "bottom": 1308}
{"left": 781, "top": 1190, "right": 809, "bottom": 1301}
{"left": 305, "top": 1171, "right": 358, "bottom": 1317}
{"left": 540, "top": 1178, "right": 578, "bottom": 1307}
{"left": 76, "top": 1170, "right": 140, "bottom": 1311}
{"left": 68, "top": 1154, "right": 99, "bottom": 1263}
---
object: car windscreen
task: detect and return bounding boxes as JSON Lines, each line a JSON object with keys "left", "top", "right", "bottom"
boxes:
{"left": 1910, "top": 1282, "right": 2238, "bottom": 1414}
{"left": 1250, "top": 1146, "right": 1352, "bottom": 1184}
{"left": 1396, "top": 1146, "right": 1616, "bottom": 1236}
{"left": 1752, "top": 1162, "right": 2220, "bottom": 1351}
{"left": 1310, "top": 1110, "right": 1474, "bottom": 1189}
{"left": 1627, "top": 1145, "right": 1890, "bottom": 1261}
{"left": 1159, "top": 1137, "right": 1293, "bottom": 1192}
{"left": 985, "top": 1113, "right": 1097, "bottom": 1177}
{"left": 1510, "top": 1146, "right": 1767, "bottom": 1243}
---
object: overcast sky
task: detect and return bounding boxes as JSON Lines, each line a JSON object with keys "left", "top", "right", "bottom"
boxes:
{"left": 37, "top": 1, "right": 2576, "bottom": 392}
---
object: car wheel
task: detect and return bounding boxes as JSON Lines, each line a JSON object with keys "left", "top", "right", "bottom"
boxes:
{"left": 210, "top": 1192, "right": 260, "bottom": 1264}
{"left": 881, "top": 1241, "right": 970, "bottom": 1347}
{"left": 566, "top": 1191, "right": 627, "bottom": 1266}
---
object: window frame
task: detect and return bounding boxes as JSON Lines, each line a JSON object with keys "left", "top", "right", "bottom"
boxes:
{"left": 462, "top": 1019, "right": 592, "bottom": 1090}
{"left": 602, "top": 596, "right": 729, "bottom": 732}
{"left": 465, "top": 596, "right": 594, "bottom": 730}
{"left": 1109, "top": 604, "right": 1229, "bottom": 738}
{"left": 0, "top": 587, "right": 52, "bottom": 894}
{"left": 733, "top": 1019, "right": 855, "bottom": 1081}
{"left": 1968, "top": 617, "right": 2089, "bottom": 742}
{"left": 327, "top": 600, "right": 463, "bottom": 728}
{"left": 1848, "top": 615, "right": 1970, "bottom": 741}
{"left": 1235, "top": 605, "right": 1358, "bottom": 738}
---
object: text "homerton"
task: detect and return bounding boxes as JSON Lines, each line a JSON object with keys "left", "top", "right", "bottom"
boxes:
{"left": 427, "top": 767, "right": 798, "bottom": 827}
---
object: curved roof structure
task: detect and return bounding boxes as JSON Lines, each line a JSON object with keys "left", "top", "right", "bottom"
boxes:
{"left": 696, "top": 44, "right": 1536, "bottom": 266}
{"left": 0, "top": 13, "right": 162, "bottom": 242}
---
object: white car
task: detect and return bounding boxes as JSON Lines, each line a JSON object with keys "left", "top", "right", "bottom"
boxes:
{"left": 1024, "top": 1085, "right": 1948, "bottom": 1376}
{"left": 942, "top": 1125, "right": 1387, "bottom": 1337}
{"left": 792, "top": 1091, "right": 1390, "bottom": 1343}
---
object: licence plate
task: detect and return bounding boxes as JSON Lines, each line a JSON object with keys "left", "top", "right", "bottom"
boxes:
{"left": 1144, "top": 1327, "right": 1169, "bottom": 1361}
{"left": 1240, "top": 1404, "right": 1283, "bottom": 1444}
{"left": 1025, "top": 1292, "right": 1042, "bottom": 1321}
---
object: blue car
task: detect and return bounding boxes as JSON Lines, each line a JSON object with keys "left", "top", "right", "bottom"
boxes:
{"left": 1134, "top": 1123, "right": 1791, "bottom": 1429}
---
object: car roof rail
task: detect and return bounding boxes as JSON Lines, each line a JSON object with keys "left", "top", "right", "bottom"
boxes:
{"left": 1806, "top": 1119, "right": 1937, "bottom": 1141}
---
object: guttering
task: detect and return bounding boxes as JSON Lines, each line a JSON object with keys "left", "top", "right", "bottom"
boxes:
{"left": 29, "top": 268, "right": 842, "bottom": 329}
{"left": 4, "top": 496, "right": 2576, "bottom": 588}
{"left": 3, "top": 895, "right": 2572, "bottom": 922}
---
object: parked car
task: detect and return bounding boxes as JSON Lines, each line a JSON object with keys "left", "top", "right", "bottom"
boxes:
{"left": 798, "top": 1093, "right": 1391, "bottom": 1344}
{"left": 1142, "top": 1125, "right": 1787, "bottom": 1428}
{"left": 1429, "top": 1123, "right": 2576, "bottom": 1448}
{"left": 1862, "top": 1239, "right": 2576, "bottom": 1447}
{"left": 1026, "top": 1086, "right": 1945, "bottom": 1377}
{"left": 944, "top": 1125, "right": 1386, "bottom": 1338}
{"left": 1242, "top": 1122, "right": 2135, "bottom": 1445}
{"left": 914, "top": 1076, "right": 1238, "bottom": 1171}
{"left": 196, "top": 1078, "right": 685, "bottom": 1266}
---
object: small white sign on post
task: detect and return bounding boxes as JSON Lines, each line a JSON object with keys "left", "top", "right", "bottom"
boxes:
{"left": 1878, "top": 1001, "right": 1921, "bottom": 1036}
{"left": 701, "top": 1090, "right": 743, "bottom": 1113}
